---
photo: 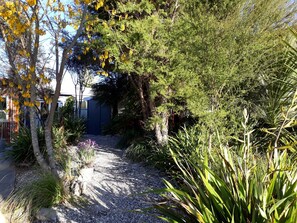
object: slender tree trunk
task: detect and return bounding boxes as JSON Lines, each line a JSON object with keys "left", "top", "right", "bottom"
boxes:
{"left": 43, "top": 8, "right": 87, "bottom": 180}
{"left": 44, "top": 70, "right": 63, "bottom": 178}
{"left": 112, "top": 102, "right": 118, "bottom": 119}
{"left": 130, "top": 74, "right": 148, "bottom": 121}
{"left": 155, "top": 111, "right": 169, "bottom": 145}
{"left": 78, "top": 88, "right": 84, "bottom": 118}
{"left": 29, "top": 107, "right": 50, "bottom": 172}
{"left": 138, "top": 83, "right": 148, "bottom": 120}
{"left": 74, "top": 83, "right": 78, "bottom": 117}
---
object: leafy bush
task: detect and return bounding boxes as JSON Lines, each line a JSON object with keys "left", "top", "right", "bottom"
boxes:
{"left": 6, "top": 127, "right": 45, "bottom": 165}
{"left": 116, "top": 128, "right": 144, "bottom": 148}
{"left": 2, "top": 173, "right": 65, "bottom": 222}
{"left": 52, "top": 126, "right": 69, "bottom": 150}
{"left": 125, "top": 139, "right": 154, "bottom": 162}
{"left": 125, "top": 138, "right": 175, "bottom": 172}
{"left": 154, "top": 113, "right": 297, "bottom": 223}
{"left": 77, "top": 139, "right": 97, "bottom": 167}
{"left": 51, "top": 126, "right": 72, "bottom": 175}
{"left": 156, "top": 146, "right": 297, "bottom": 222}
{"left": 125, "top": 127, "right": 214, "bottom": 173}
{"left": 63, "top": 117, "right": 86, "bottom": 144}
{"left": 55, "top": 96, "right": 86, "bottom": 144}
{"left": 7, "top": 126, "right": 71, "bottom": 165}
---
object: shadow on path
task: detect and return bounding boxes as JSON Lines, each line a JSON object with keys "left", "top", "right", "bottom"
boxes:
{"left": 0, "top": 146, "right": 15, "bottom": 203}
{"left": 55, "top": 135, "right": 165, "bottom": 223}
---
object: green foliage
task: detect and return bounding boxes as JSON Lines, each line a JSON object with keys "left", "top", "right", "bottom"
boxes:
{"left": 60, "top": 96, "right": 75, "bottom": 119}
{"left": 52, "top": 126, "right": 72, "bottom": 175}
{"left": 56, "top": 96, "right": 86, "bottom": 144}
{"left": 125, "top": 139, "right": 154, "bottom": 162}
{"left": 6, "top": 127, "right": 45, "bottom": 165}
{"left": 253, "top": 30, "right": 297, "bottom": 151}
{"left": 124, "top": 126, "right": 222, "bottom": 173}
{"left": 77, "top": 139, "right": 97, "bottom": 167}
{"left": 125, "top": 137, "right": 175, "bottom": 171}
{"left": 155, "top": 132, "right": 297, "bottom": 223}
{"left": 83, "top": 0, "right": 296, "bottom": 144}
{"left": 92, "top": 74, "right": 130, "bottom": 118}
{"left": 7, "top": 125, "right": 74, "bottom": 165}
{"left": 116, "top": 128, "right": 144, "bottom": 148}
{"left": 102, "top": 85, "right": 144, "bottom": 147}
{"left": 2, "top": 173, "right": 65, "bottom": 222}
{"left": 175, "top": 0, "right": 293, "bottom": 137}
{"left": 63, "top": 117, "right": 86, "bottom": 144}
{"left": 285, "top": 29, "right": 297, "bottom": 73}
{"left": 52, "top": 126, "right": 69, "bottom": 150}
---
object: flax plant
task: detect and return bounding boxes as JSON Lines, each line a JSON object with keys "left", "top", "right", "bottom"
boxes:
{"left": 155, "top": 108, "right": 297, "bottom": 223}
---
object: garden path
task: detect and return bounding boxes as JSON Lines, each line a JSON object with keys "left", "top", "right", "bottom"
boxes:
{"left": 0, "top": 146, "right": 15, "bottom": 203}
{"left": 52, "top": 135, "right": 165, "bottom": 223}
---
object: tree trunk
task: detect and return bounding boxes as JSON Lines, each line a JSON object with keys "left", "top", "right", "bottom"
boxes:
{"left": 78, "top": 89, "right": 83, "bottom": 118}
{"left": 44, "top": 126, "right": 60, "bottom": 178}
{"left": 44, "top": 70, "right": 63, "bottom": 179}
{"left": 155, "top": 111, "right": 169, "bottom": 145}
{"left": 29, "top": 107, "right": 50, "bottom": 172}
{"left": 74, "top": 83, "right": 78, "bottom": 116}
{"left": 130, "top": 74, "right": 149, "bottom": 121}
{"left": 112, "top": 102, "right": 118, "bottom": 119}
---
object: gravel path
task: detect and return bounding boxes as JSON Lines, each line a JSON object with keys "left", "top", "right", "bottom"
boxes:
{"left": 53, "top": 135, "right": 166, "bottom": 223}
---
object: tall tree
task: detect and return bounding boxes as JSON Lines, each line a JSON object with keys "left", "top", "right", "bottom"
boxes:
{"left": 83, "top": 0, "right": 295, "bottom": 146}
{"left": 85, "top": 0, "right": 201, "bottom": 145}
{"left": 0, "top": 0, "right": 95, "bottom": 178}
{"left": 92, "top": 73, "right": 129, "bottom": 119}
{"left": 173, "top": 0, "right": 296, "bottom": 148}
{"left": 67, "top": 42, "right": 95, "bottom": 117}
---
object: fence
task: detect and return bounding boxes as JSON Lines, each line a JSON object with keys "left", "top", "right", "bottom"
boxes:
{"left": 0, "top": 121, "right": 18, "bottom": 143}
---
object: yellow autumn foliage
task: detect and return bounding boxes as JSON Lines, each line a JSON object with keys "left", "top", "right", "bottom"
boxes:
{"left": 27, "top": 0, "right": 36, "bottom": 7}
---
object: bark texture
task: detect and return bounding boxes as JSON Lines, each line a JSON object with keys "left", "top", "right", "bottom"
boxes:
{"left": 155, "top": 111, "right": 169, "bottom": 145}
{"left": 29, "top": 107, "right": 50, "bottom": 172}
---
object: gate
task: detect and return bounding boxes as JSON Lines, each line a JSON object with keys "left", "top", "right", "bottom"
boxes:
{"left": 86, "top": 99, "right": 111, "bottom": 135}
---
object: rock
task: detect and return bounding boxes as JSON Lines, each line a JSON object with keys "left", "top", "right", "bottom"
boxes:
{"left": 70, "top": 180, "right": 82, "bottom": 196}
{"left": 35, "top": 208, "right": 58, "bottom": 222}
{"left": 80, "top": 181, "right": 87, "bottom": 195}
{"left": 0, "top": 210, "right": 8, "bottom": 223}
{"left": 80, "top": 168, "right": 93, "bottom": 182}
{"left": 69, "top": 168, "right": 94, "bottom": 196}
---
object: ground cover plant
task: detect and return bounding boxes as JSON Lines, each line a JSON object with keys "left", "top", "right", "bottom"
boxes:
{"left": 2, "top": 173, "right": 65, "bottom": 223}
{"left": 77, "top": 139, "right": 98, "bottom": 168}
{"left": 6, "top": 127, "right": 45, "bottom": 165}
{"left": 154, "top": 106, "right": 297, "bottom": 222}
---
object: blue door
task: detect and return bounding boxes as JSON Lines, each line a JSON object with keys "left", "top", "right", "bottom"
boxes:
{"left": 86, "top": 99, "right": 111, "bottom": 135}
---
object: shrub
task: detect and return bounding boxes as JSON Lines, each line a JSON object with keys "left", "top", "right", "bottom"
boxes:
{"left": 125, "top": 138, "right": 175, "bottom": 172}
{"left": 55, "top": 96, "right": 86, "bottom": 144}
{"left": 154, "top": 114, "right": 297, "bottom": 223}
{"left": 2, "top": 173, "right": 65, "bottom": 222}
{"left": 7, "top": 126, "right": 71, "bottom": 166}
{"left": 77, "top": 139, "right": 97, "bottom": 167}
{"left": 63, "top": 117, "right": 86, "bottom": 144}
{"left": 116, "top": 128, "right": 145, "bottom": 148}
{"left": 52, "top": 126, "right": 69, "bottom": 150}
{"left": 124, "top": 127, "right": 214, "bottom": 173}
{"left": 125, "top": 139, "right": 154, "bottom": 162}
{"left": 156, "top": 146, "right": 297, "bottom": 223}
{"left": 6, "top": 127, "right": 45, "bottom": 165}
